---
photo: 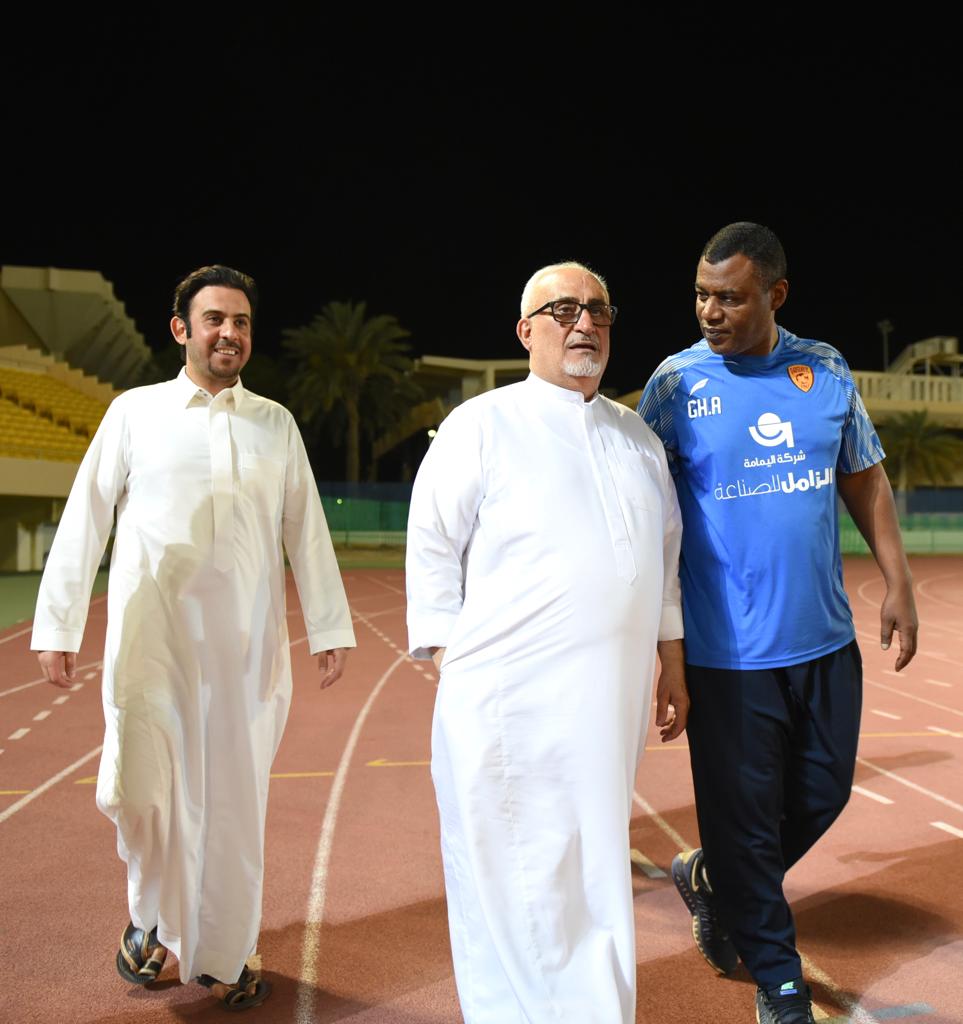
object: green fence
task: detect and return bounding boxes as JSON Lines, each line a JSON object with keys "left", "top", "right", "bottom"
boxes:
{"left": 840, "top": 513, "right": 963, "bottom": 554}
{"left": 320, "top": 497, "right": 408, "bottom": 547}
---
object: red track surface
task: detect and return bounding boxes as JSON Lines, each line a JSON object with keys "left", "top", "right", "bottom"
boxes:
{"left": 1, "top": 558, "right": 961, "bottom": 1024}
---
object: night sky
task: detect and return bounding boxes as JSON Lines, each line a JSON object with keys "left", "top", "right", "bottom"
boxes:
{"left": 5, "top": 25, "right": 960, "bottom": 402}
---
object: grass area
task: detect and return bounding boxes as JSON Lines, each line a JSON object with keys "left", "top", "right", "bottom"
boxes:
{"left": 0, "top": 548, "right": 406, "bottom": 633}
{"left": 0, "top": 570, "right": 109, "bottom": 632}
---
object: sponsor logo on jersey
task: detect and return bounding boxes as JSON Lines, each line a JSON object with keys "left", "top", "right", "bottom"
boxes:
{"left": 687, "top": 377, "right": 722, "bottom": 419}
{"left": 788, "top": 364, "right": 814, "bottom": 392}
{"left": 748, "top": 412, "right": 794, "bottom": 448}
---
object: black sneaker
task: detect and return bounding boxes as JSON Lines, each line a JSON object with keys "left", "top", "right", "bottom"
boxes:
{"left": 755, "top": 979, "right": 815, "bottom": 1024}
{"left": 670, "top": 847, "right": 738, "bottom": 975}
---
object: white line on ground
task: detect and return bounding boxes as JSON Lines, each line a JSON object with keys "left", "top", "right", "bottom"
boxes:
{"left": 865, "top": 678, "right": 963, "bottom": 719}
{"left": 83, "top": 671, "right": 97, "bottom": 680}
{"left": 69, "top": 683, "right": 83, "bottom": 692}
{"left": 869, "top": 709, "right": 901, "bottom": 721}
{"left": 0, "top": 660, "right": 102, "bottom": 699}
{"left": 632, "top": 790, "right": 691, "bottom": 852}
{"left": 0, "top": 595, "right": 107, "bottom": 647}
{"left": 858, "top": 756, "right": 963, "bottom": 814}
{"left": 931, "top": 821, "right": 963, "bottom": 839}
{"left": 927, "top": 726, "right": 962, "bottom": 738}
{"left": 358, "top": 605, "right": 407, "bottom": 620}
{"left": 366, "top": 575, "right": 405, "bottom": 596}
{"left": 629, "top": 849, "right": 667, "bottom": 878}
{"left": 924, "top": 678, "right": 952, "bottom": 688}
{"left": 7, "top": 728, "right": 29, "bottom": 740}
{"left": 851, "top": 785, "right": 894, "bottom": 805}
{"left": 32, "top": 710, "right": 51, "bottom": 722}
{"left": 882, "top": 670, "right": 903, "bottom": 678}
{"left": 0, "top": 745, "right": 103, "bottom": 825}
{"left": 52, "top": 696, "right": 69, "bottom": 705}
{"left": 295, "top": 653, "right": 407, "bottom": 1024}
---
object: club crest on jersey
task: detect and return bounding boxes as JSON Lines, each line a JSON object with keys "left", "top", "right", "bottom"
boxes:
{"left": 788, "top": 364, "right": 814, "bottom": 392}
{"left": 687, "top": 377, "right": 722, "bottom": 419}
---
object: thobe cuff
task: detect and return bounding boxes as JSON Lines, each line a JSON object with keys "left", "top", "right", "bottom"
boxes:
{"left": 30, "top": 626, "right": 83, "bottom": 653}
{"left": 306, "top": 629, "right": 358, "bottom": 655}
{"left": 657, "top": 605, "right": 685, "bottom": 643}
{"left": 408, "top": 610, "right": 461, "bottom": 660}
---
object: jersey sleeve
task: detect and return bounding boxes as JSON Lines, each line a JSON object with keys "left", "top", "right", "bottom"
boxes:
{"left": 836, "top": 357, "right": 885, "bottom": 474}
{"left": 637, "top": 364, "right": 680, "bottom": 471}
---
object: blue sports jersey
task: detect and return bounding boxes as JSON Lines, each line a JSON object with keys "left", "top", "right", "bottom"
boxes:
{"left": 638, "top": 327, "right": 884, "bottom": 669}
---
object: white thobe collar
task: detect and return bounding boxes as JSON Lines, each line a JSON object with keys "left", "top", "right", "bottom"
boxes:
{"left": 524, "top": 371, "right": 600, "bottom": 407}
{"left": 174, "top": 367, "right": 246, "bottom": 410}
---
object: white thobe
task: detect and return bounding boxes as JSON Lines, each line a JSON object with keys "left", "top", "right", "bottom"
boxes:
{"left": 406, "top": 373, "right": 683, "bottom": 1024}
{"left": 31, "top": 369, "right": 355, "bottom": 984}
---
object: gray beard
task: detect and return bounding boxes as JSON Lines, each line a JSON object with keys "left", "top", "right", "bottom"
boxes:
{"left": 562, "top": 354, "right": 602, "bottom": 379}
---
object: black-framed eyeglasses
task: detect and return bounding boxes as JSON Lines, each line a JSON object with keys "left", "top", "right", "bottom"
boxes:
{"left": 526, "top": 299, "right": 618, "bottom": 327}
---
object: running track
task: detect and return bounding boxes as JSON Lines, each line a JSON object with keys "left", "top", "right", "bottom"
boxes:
{"left": 1, "top": 557, "right": 961, "bottom": 1023}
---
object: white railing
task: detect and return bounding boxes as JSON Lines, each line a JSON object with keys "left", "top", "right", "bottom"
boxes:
{"left": 853, "top": 371, "right": 963, "bottom": 405}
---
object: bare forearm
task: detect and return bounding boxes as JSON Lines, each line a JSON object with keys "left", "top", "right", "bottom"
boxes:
{"left": 838, "top": 464, "right": 911, "bottom": 588}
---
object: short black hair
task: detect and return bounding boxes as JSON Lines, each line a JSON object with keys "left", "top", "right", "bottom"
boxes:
{"left": 701, "top": 222, "right": 787, "bottom": 289}
{"left": 172, "top": 265, "right": 258, "bottom": 333}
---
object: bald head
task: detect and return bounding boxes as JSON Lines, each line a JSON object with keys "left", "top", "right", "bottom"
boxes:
{"left": 520, "top": 261, "right": 609, "bottom": 318}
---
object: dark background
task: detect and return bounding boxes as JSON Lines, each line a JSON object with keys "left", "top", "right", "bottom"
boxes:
{"left": 4, "top": 21, "right": 959, "bottom": 404}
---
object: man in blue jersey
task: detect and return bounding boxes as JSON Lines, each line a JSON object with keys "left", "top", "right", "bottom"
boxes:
{"left": 638, "top": 222, "right": 917, "bottom": 1024}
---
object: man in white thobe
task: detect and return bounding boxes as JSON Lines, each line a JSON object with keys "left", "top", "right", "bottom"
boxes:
{"left": 32, "top": 265, "right": 355, "bottom": 1011}
{"left": 406, "top": 262, "right": 688, "bottom": 1023}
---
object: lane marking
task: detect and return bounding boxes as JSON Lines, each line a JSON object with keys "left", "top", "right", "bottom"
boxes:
{"left": 69, "top": 683, "right": 83, "bottom": 692}
{"left": 852, "top": 785, "right": 893, "bottom": 805}
{"left": 857, "top": 757, "right": 963, "bottom": 814}
{"left": 869, "top": 709, "right": 901, "bottom": 721}
{"left": 0, "top": 596, "right": 107, "bottom": 648}
{"left": 271, "top": 771, "right": 334, "bottom": 779}
{"left": 0, "top": 660, "right": 101, "bottom": 699}
{"left": 632, "top": 790, "right": 691, "bottom": 852}
{"left": 7, "top": 728, "right": 30, "bottom": 740}
{"left": 52, "top": 696, "right": 69, "bottom": 705}
{"left": 359, "top": 604, "right": 407, "bottom": 620}
{"left": 32, "top": 710, "right": 51, "bottom": 722}
{"left": 931, "top": 821, "right": 963, "bottom": 839}
{"left": 864, "top": 679, "right": 963, "bottom": 720}
{"left": 854, "top": 628, "right": 958, "bottom": 665}
{"left": 75, "top": 776, "right": 97, "bottom": 785}
{"left": 0, "top": 745, "right": 103, "bottom": 825}
{"left": 366, "top": 758, "right": 429, "bottom": 767}
{"left": 629, "top": 849, "right": 667, "bottom": 878}
{"left": 83, "top": 671, "right": 98, "bottom": 680}
{"left": 924, "top": 678, "right": 951, "bottom": 688}
{"left": 823, "top": 1005, "right": 934, "bottom": 1022}
{"left": 1, "top": 789, "right": 30, "bottom": 795}
{"left": 926, "top": 726, "right": 962, "bottom": 738}
{"left": 295, "top": 653, "right": 407, "bottom": 1024}
{"left": 366, "top": 575, "right": 405, "bottom": 596}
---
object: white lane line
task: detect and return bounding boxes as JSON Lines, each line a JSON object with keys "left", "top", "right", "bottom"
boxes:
{"left": 865, "top": 678, "right": 963, "bottom": 719}
{"left": 32, "top": 710, "right": 51, "bottom": 722}
{"left": 0, "top": 660, "right": 102, "bottom": 699}
{"left": 869, "top": 709, "right": 901, "bottom": 721}
{"left": 0, "top": 745, "right": 103, "bottom": 825}
{"left": 83, "top": 671, "right": 97, "bottom": 680}
{"left": 854, "top": 627, "right": 958, "bottom": 664}
{"left": 7, "top": 728, "right": 30, "bottom": 740}
{"left": 359, "top": 604, "right": 407, "bottom": 620}
{"left": 851, "top": 785, "right": 893, "bottom": 805}
{"left": 52, "top": 696, "right": 69, "bottom": 705}
{"left": 882, "top": 670, "right": 904, "bottom": 678}
{"left": 931, "top": 821, "right": 963, "bottom": 839}
{"left": 0, "top": 595, "right": 108, "bottom": 647}
{"left": 295, "top": 653, "right": 406, "bottom": 1024}
{"left": 629, "top": 849, "right": 667, "bottom": 878}
{"left": 927, "top": 726, "right": 962, "bottom": 738}
{"left": 69, "top": 683, "right": 83, "bottom": 692}
{"left": 924, "top": 678, "right": 952, "bottom": 688}
{"left": 916, "top": 573, "right": 963, "bottom": 613}
{"left": 857, "top": 757, "right": 963, "bottom": 814}
{"left": 632, "top": 790, "right": 691, "bottom": 852}
{"left": 367, "top": 575, "right": 405, "bottom": 596}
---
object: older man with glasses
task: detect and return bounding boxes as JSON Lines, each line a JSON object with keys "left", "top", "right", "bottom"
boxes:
{"left": 406, "top": 261, "right": 688, "bottom": 1023}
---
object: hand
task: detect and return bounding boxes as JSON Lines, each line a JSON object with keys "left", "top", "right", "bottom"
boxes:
{"left": 317, "top": 648, "right": 349, "bottom": 689}
{"left": 880, "top": 582, "right": 918, "bottom": 671}
{"left": 655, "top": 664, "right": 689, "bottom": 743}
{"left": 431, "top": 647, "right": 446, "bottom": 671}
{"left": 38, "top": 651, "right": 76, "bottom": 688}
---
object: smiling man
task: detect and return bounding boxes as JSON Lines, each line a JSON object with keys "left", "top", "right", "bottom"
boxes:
{"left": 406, "top": 262, "right": 688, "bottom": 1022}
{"left": 638, "top": 224, "right": 917, "bottom": 1024}
{"left": 32, "top": 264, "right": 355, "bottom": 1012}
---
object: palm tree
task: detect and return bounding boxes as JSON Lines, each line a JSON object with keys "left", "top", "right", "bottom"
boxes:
{"left": 876, "top": 411, "right": 963, "bottom": 516}
{"left": 282, "top": 302, "right": 418, "bottom": 481}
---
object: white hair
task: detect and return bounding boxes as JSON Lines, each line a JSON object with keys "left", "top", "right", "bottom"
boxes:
{"left": 519, "top": 261, "right": 610, "bottom": 318}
